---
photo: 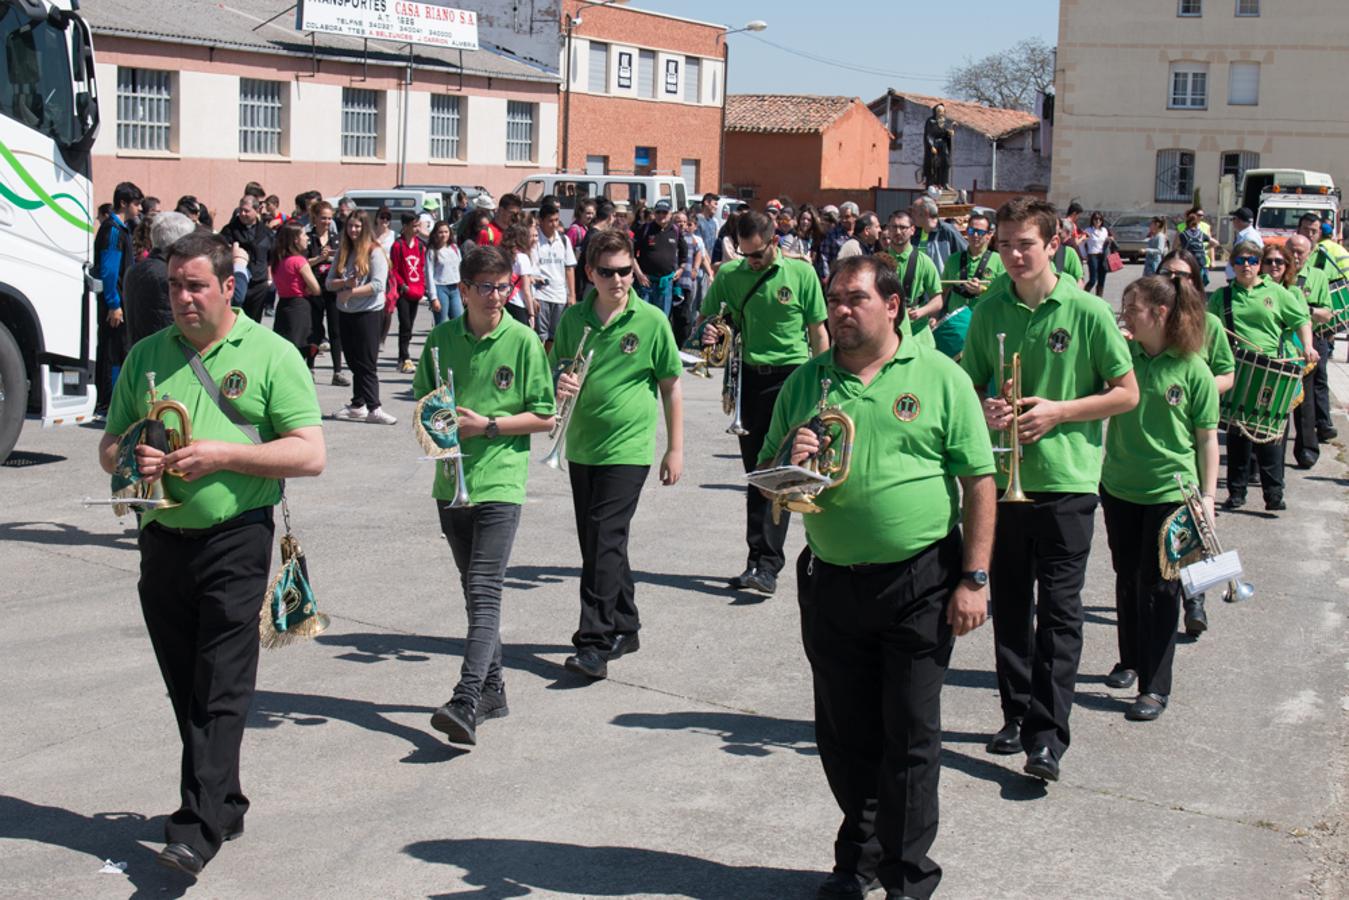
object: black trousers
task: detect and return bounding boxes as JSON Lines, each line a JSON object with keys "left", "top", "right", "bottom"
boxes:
{"left": 504, "top": 303, "right": 531, "bottom": 326}
{"left": 798, "top": 530, "right": 960, "bottom": 900}
{"left": 138, "top": 511, "right": 273, "bottom": 862}
{"left": 1292, "top": 334, "right": 1332, "bottom": 464}
{"left": 310, "top": 291, "right": 344, "bottom": 373}
{"left": 337, "top": 308, "right": 383, "bottom": 410}
{"left": 273, "top": 296, "right": 313, "bottom": 367}
{"left": 737, "top": 367, "right": 794, "bottom": 576}
{"left": 1100, "top": 488, "right": 1181, "bottom": 698}
{"left": 990, "top": 492, "right": 1097, "bottom": 758}
{"left": 95, "top": 311, "right": 131, "bottom": 412}
{"left": 1225, "top": 425, "right": 1284, "bottom": 501}
{"left": 241, "top": 280, "right": 271, "bottom": 322}
{"left": 568, "top": 462, "right": 649, "bottom": 651}
{"left": 396, "top": 294, "right": 421, "bottom": 364}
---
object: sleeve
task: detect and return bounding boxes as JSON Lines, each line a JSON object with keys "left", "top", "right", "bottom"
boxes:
{"left": 1189, "top": 360, "right": 1219, "bottom": 431}
{"left": 650, "top": 311, "right": 683, "bottom": 381}
{"left": 941, "top": 361, "right": 996, "bottom": 477}
{"left": 388, "top": 242, "right": 406, "bottom": 292}
{"left": 798, "top": 266, "right": 827, "bottom": 325}
{"left": 1205, "top": 315, "right": 1235, "bottom": 376}
{"left": 232, "top": 265, "right": 251, "bottom": 305}
{"left": 700, "top": 268, "right": 727, "bottom": 317}
{"left": 941, "top": 253, "right": 960, "bottom": 283}
{"left": 104, "top": 344, "right": 145, "bottom": 435}
{"left": 520, "top": 335, "right": 558, "bottom": 415}
{"left": 917, "top": 255, "right": 942, "bottom": 299}
{"left": 1279, "top": 284, "right": 1310, "bottom": 329}
{"left": 97, "top": 225, "right": 124, "bottom": 309}
{"left": 948, "top": 224, "right": 969, "bottom": 256}
{"left": 548, "top": 306, "right": 574, "bottom": 368}
{"left": 266, "top": 339, "right": 324, "bottom": 433}
{"left": 412, "top": 332, "right": 438, "bottom": 400}
{"left": 959, "top": 307, "right": 994, "bottom": 393}
{"left": 1064, "top": 251, "right": 1084, "bottom": 281}
{"left": 368, "top": 249, "right": 388, "bottom": 298}
{"left": 1093, "top": 306, "right": 1135, "bottom": 380}
{"left": 1310, "top": 276, "right": 1331, "bottom": 309}
{"left": 564, "top": 235, "right": 577, "bottom": 267}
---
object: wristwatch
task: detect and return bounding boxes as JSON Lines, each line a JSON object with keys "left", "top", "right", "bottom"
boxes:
{"left": 962, "top": 569, "right": 989, "bottom": 588}
{"left": 485, "top": 417, "right": 499, "bottom": 439}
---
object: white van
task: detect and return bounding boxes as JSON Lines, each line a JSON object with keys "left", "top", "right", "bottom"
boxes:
{"left": 330, "top": 184, "right": 490, "bottom": 217}
{"left": 511, "top": 174, "right": 690, "bottom": 225}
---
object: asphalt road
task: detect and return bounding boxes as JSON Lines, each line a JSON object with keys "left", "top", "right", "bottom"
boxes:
{"left": 2, "top": 264, "right": 1346, "bottom": 899}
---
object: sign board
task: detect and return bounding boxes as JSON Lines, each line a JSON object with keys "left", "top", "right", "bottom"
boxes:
{"left": 297, "top": 0, "right": 480, "bottom": 50}
{"left": 664, "top": 59, "right": 678, "bottom": 94}
{"left": 617, "top": 51, "right": 633, "bottom": 90}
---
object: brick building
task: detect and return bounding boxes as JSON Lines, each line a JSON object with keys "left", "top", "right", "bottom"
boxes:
{"left": 722, "top": 95, "right": 891, "bottom": 209}
{"left": 558, "top": 0, "right": 725, "bottom": 194}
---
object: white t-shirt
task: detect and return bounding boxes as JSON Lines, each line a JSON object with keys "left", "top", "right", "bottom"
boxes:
{"left": 531, "top": 229, "right": 576, "bottom": 304}
{"left": 509, "top": 251, "right": 533, "bottom": 308}
{"left": 1084, "top": 226, "right": 1109, "bottom": 255}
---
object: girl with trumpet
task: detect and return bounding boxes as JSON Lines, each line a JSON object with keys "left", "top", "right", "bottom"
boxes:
{"left": 1101, "top": 274, "right": 1219, "bottom": 721}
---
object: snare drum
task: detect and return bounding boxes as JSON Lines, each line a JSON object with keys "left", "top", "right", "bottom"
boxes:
{"left": 1219, "top": 347, "right": 1305, "bottom": 443}
{"left": 933, "top": 306, "right": 972, "bottom": 360}
{"left": 1320, "top": 277, "right": 1349, "bottom": 336}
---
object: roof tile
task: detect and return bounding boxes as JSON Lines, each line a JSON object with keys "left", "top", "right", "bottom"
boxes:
{"left": 725, "top": 95, "right": 860, "bottom": 134}
{"left": 881, "top": 91, "right": 1039, "bottom": 140}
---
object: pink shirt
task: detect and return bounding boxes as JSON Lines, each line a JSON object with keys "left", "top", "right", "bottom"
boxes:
{"left": 272, "top": 255, "right": 309, "bottom": 298}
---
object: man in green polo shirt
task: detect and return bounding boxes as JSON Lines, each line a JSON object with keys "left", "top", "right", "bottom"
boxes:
{"left": 759, "top": 253, "right": 994, "bottom": 900}
{"left": 1284, "top": 234, "right": 1334, "bottom": 467}
{"left": 553, "top": 228, "right": 684, "bottom": 680}
{"left": 942, "top": 211, "right": 1005, "bottom": 313}
{"left": 1294, "top": 220, "right": 1341, "bottom": 444}
{"left": 700, "top": 211, "right": 829, "bottom": 595}
{"left": 884, "top": 210, "right": 941, "bottom": 350}
{"left": 98, "top": 231, "right": 325, "bottom": 877}
{"left": 961, "top": 196, "right": 1137, "bottom": 782}
{"left": 413, "top": 246, "right": 556, "bottom": 747}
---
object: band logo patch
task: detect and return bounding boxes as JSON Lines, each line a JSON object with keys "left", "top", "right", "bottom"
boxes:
{"left": 430, "top": 408, "right": 458, "bottom": 435}
{"left": 1262, "top": 295, "right": 1275, "bottom": 309}
{"left": 776, "top": 286, "right": 794, "bottom": 305}
{"left": 620, "top": 332, "right": 640, "bottom": 354}
{"left": 893, "top": 393, "right": 921, "bottom": 422}
{"left": 494, "top": 366, "right": 514, "bottom": 390}
{"left": 1047, "top": 328, "right": 1071, "bottom": 353}
{"left": 1165, "top": 384, "right": 1184, "bottom": 406}
{"left": 220, "top": 370, "right": 247, "bottom": 399}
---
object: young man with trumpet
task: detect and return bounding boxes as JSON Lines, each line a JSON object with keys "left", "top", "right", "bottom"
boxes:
{"left": 97, "top": 231, "right": 326, "bottom": 877}
{"left": 553, "top": 229, "right": 684, "bottom": 680}
{"left": 701, "top": 211, "right": 829, "bottom": 595}
{"left": 760, "top": 253, "right": 995, "bottom": 900}
{"left": 412, "top": 246, "right": 556, "bottom": 747}
{"left": 961, "top": 197, "right": 1137, "bottom": 782}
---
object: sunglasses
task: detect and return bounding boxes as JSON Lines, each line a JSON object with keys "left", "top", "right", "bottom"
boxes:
{"left": 594, "top": 265, "right": 633, "bottom": 279}
{"left": 1263, "top": 258, "right": 1287, "bottom": 267}
{"left": 471, "top": 282, "right": 513, "bottom": 296}
{"left": 1232, "top": 256, "right": 1262, "bottom": 267}
{"left": 741, "top": 248, "right": 771, "bottom": 260}
{"left": 968, "top": 228, "right": 990, "bottom": 236}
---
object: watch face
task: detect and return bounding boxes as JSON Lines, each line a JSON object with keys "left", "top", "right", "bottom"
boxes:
{"left": 965, "top": 570, "right": 988, "bottom": 586}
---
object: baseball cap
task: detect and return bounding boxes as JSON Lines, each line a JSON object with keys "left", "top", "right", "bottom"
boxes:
{"left": 473, "top": 194, "right": 497, "bottom": 210}
{"left": 821, "top": 204, "right": 840, "bottom": 217}
{"left": 765, "top": 199, "right": 782, "bottom": 212}
{"left": 654, "top": 199, "right": 671, "bottom": 212}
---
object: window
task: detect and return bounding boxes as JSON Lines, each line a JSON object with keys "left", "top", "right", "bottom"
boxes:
{"left": 681, "top": 159, "right": 700, "bottom": 193}
{"left": 238, "top": 79, "right": 282, "bottom": 155}
{"left": 117, "top": 68, "right": 172, "bottom": 151}
{"left": 634, "top": 146, "right": 655, "bottom": 176}
{"left": 429, "top": 94, "right": 462, "bottom": 160}
{"left": 585, "top": 154, "right": 607, "bottom": 175}
{"left": 1228, "top": 61, "right": 1260, "bottom": 105}
{"left": 506, "top": 101, "right": 535, "bottom": 162}
{"left": 1221, "top": 150, "right": 1259, "bottom": 183}
{"left": 1169, "top": 63, "right": 1208, "bottom": 109}
{"left": 638, "top": 49, "right": 655, "bottom": 99}
{"left": 1235, "top": 0, "right": 1259, "bottom": 15}
{"left": 1155, "top": 149, "right": 1196, "bottom": 203}
{"left": 341, "top": 88, "right": 379, "bottom": 158}
{"left": 0, "top": 4, "right": 80, "bottom": 146}
{"left": 684, "top": 57, "right": 701, "bottom": 103}
{"left": 587, "top": 41, "right": 608, "bottom": 93}
{"left": 1178, "top": 0, "right": 1202, "bottom": 15}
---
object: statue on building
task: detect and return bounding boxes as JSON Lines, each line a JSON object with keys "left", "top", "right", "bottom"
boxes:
{"left": 922, "top": 104, "right": 955, "bottom": 190}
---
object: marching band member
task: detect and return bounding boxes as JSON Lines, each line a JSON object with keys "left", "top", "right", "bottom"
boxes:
{"left": 1293, "top": 220, "right": 1340, "bottom": 444}
{"left": 762, "top": 253, "right": 994, "bottom": 900}
{"left": 701, "top": 211, "right": 829, "bottom": 596}
{"left": 962, "top": 197, "right": 1137, "bottom": 782}
{"left": 883, "top": 210, "right": 942, "bottom": 349}
{"left": 554, "top": 229, "right": 684, "bottom": 680}
{"left": 97, "top": 232, "right": 325, "bottom": 876}
{"left": 1101, "top": 275, "right": 1218, "bottom": 722}
{"left": 1277, "top": 236, "right": 1332, "bottom": 468}
{"left": 941, "top": 211, "right": 1005, "bottom": 313}
{"left": 1158, "top": 250, "right": 1236, "bottom": 395}
{"left": 1209, "top": 241, "right": 1316, "bottom": 512}
{"left": 414, "top": 247, "right": 556, "bottom": 747}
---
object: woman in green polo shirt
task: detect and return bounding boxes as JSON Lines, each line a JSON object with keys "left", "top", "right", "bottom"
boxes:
{"left": 1101, "top": 275, "right": 1218, "bottom": 722}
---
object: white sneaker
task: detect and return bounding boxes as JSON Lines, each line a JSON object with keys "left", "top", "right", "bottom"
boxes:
{"left": 366, "top": 407, "right": 397, "bottom": 425}
{"left": 333, "top": 404, "right": 367, "bottom": 421}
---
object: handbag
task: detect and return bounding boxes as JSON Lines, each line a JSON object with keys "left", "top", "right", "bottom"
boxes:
{"left": 1106, "top": 239, "right": 1124, "bottom": 273}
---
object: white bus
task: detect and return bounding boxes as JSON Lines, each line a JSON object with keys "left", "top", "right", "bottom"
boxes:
{"left": 0, "top": 0, "right": 100, "bottom": 459}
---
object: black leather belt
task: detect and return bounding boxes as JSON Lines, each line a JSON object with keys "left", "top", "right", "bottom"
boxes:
{"left": 147, "top": 506, "right": 272, "bottom": 538}
{"left": 746, "top": 364, "right": 797, "bottom": 376}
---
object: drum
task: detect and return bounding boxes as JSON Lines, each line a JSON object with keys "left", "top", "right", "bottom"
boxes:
{"left": 1320, "top": 277, "right": 1349, "bottom": 336}
{"left": 1219, "top": 347, "right": 1305, "bottom": 444}
{"left": 933, "top": 306, "right": 972, "bottom": 359}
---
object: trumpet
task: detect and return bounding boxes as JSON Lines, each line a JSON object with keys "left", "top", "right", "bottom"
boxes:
{"left": 542, "top": 326, "right": 593, "bottom": 469}
{"left": 414, "top": 346, "right": 470, "bottom": 508}
{"left": 85, "top": 371, "right": 192, "bottom": 516}
{"left": 723, "top": 331, "right": 749, "bottom": 436}
{"left": 994, "top": 342, "right": 1030, "bottom": 504}
{"left": 1174, "top": 476, "right": 1253, "bottom": 602}
{"left": 690, "top": 304, "right": 734, "bottom": 378}
{"left": 748, "top": 378, "right": 855, "bottom": 525}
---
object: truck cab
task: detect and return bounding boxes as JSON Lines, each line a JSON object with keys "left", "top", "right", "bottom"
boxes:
{"left": 1240, "top": 168, "right": 1342, "bottom": 247}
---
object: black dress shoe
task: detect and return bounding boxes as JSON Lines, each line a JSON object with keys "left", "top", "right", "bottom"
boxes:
{"left": 430, "top": 698, "right": 477, "bottom": 745}
{"left": 1125, "top": 692, "right": 1168, "bottom": 721}
{"left": 606, "top": 632, "right": 641, "bottom": 660}
{"left": 477, "top": 686, "right": 509, "bottom": 722}
{"left": 1183, "top": 596, "right": 1208, "bottom": 637}
{"left": 1023, "top": 746, "right": 1060, "bottom": 782}
{"left": 1223, "top": 494, "right": 1246, "bottom": 511}
{"left": 564, "top": 648, "right": 608, "bottom": 680}
{"left": 816, "top": 870, "right": 879, "bottom": 898}
{"left": 157, "top": 842, "right": 205, "bottom": 877}
{"left": 1294, "top": 453, "right": 1317, "bottom": 470}
{"left": 1265, "top": 496, "right": 1286, "bottom": 511}
{"left": 728, "top": 566, "right": 758, "bottom": 589}
{"left": 1318, "top": 426, "right": 1338, "bottom": 441}
{"left": 743, "top": 569, "right": 778, "bottom": 595}
{"left": 1104, "top": 664, "right": 1137, "bottom": 689}
{"left": 985, "top": 719, "right": 1023, "bottom": 755}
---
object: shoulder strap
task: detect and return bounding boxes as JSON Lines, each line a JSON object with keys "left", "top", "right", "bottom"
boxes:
{"left": 1220, "top": 287, "right": 1236, "bottom": 347}
{"left": 1054, "top": 246, "right": 1066, "bottom": 272}
{"left": 902, "top": 249, "right": 920, "bottom": 303}
{"left": 973, "top": 250, "right": 992, "bottom": 280}
{"left": 178, "top": 340, "right": 261, "bottom": 445}
{"left": 734, "top": 264, "right": 779, "bottom": 339}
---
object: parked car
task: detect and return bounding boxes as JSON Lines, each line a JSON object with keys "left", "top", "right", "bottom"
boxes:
{"left": 331, "top": 184, "right": 489, "bottom": 218}
{"left": 1075, "top": 212, "right": 1153, "bottom": 262}
{"left": 511, "top": 173, "right": 691, "bottom": 226}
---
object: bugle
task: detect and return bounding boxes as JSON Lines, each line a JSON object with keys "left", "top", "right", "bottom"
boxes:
{"left": 1170, "top": 476, "right": 1253, "bottom": 602}
{"left": 747, "top": 378, "right": 855, "bottom": 525}
{"left": 414, "top": 346, "right": 471, "bottom": 508}
{"left": 690, "top": 303, "right": 733, "bottom": 378}
{"left": 542, "top": 326, "right": 593, "bottom": 469}
{"left": 84, "top": 371, "right": 192, "bottom": 516}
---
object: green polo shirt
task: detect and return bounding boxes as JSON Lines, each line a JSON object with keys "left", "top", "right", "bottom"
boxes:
{"left": 942, "top": 248, "right": 1006, "bottom": 312}
{"left": 961, "top": 274, "right": 1133, "bottom": 493}
{"left": 1206, "top": 277, "right": 1308, "bottom": 356}
{"left": 412, "top": 313, "right": 554, "bottom": 504}
{"left": 105, "top": 310, "right": 322, "bottom": 530}
{"left": 1290, "top": 265, "right": 1332, "bottom": 310}
{"left": 887, "top": 244, "right": 940, "bottom": 348}
{"left": 700, "top": 254, "right": 826, "bottom": 367}
{"left": 759, "top": 336, "right": 994, "bottom": 566}
{"left": 1054, "top": 246, "right": 1084, "bottom": 282}
{"left": 1203, "top": 313, "right": 1235, "bottom": 378}
{"left": 551, "top": 289, "right": 682, "bottom": 466}
{"left": 1102, "top": 342, "right": 1218, "bottom": 505}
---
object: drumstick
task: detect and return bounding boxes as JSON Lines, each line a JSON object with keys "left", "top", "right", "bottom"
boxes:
{"left": 1221, "top": 326, "right": 1306, "bottom": 365}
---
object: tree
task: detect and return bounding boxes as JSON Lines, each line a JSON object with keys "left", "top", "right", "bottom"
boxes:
{"left": 944, "top": 38, "right": 1056, "bottom": 113}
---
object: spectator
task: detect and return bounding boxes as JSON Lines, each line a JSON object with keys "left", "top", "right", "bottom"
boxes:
{"left": 575, "top": 199, "right": 614, "bottom": 300}
{"left": 633, "top": 198, "right": 686, "bottom": 318}
{"left": 373, "top": 206, "right": 396, "bottom": 255}
{"left": 501, "top": 223, "right": 537, "bottom": 327}
{"left": 695, "top": 193, "right": 720, "bottom": 259}
{"left": 1082, "top": 210, "right": 1112, "bottom": 296}
{"left": 327, "top": 210, "right": 395, "bottom": 424}
{"left": 175, "top": 195, "right": 202, "bottom": 224}
{"left": 836, "top": 213, "right": 882, "bottom": 259}
{"left": 673, "top": 209, "right": 712, "bottom": 348}
{"left": 305, "top": 200, "right": 347, "bottom": 386}
{"left": 820, "top": 201, "right": 858, "bottom": 280}
{"left": 458, "top": 208, "right": 491, "bottom": 253}
{"left": 263, "top": 194, "right": 286, "bottom": 230}
{"left": 1226, "top": 207, "right": 1264, "bottom": 278}
{"left": 566, "top": 198, "right": 596, "bottom": 251}
{"left": 270, "top": 221, "right": 322, "bottom": 365}
{"left": 1142, "top": 216, "right": 1168, "bottom": 276}
{"left": 93, "top": 180, "right": 143, "bottom": 415}
{"left": 428, "top": 220, "right": 463, "bottom": 325}
{"left": 220, "top": 195, "right": 275, "bottom": 321}
{"left": 141, "top": 196, "right": 161, "bottom": 218}
{"left": 470, "top": 195, "right": 501, "bottom": 245}
{"left": 123, "top": 211, "right": 195, "bottom": 346}
{"left": 908, "top": 195, "right": 968, "bottom": 273}
{"left": 97, "top": 202, "right": 111, "bottom": 227}
{"left": 794, "top": 204, "right": 826, "bottom": 277}
{"left": 243, "top": 181, "right": 266, "bottom": 201}
{"left": 531, "top": 200, "right": 576, "bottom": 350}
{"left": 389, "top": 211, "right": 431, "bottom": 373}
{"left": 446, "top": 191, "right": 469, "bottom": 226}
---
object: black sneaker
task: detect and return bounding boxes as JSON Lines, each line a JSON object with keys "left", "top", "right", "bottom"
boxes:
{"left": 1183, "top": 596, "right": 1208, "bottom": 637}
{"left": 817, "top": 870, "right": 880, "bottom": 898}
{"left": 1223, "top": 495, "right": 1246, "bottom": 511}
{"left": 1264, "top": 496, "right": 1286, "bottom": 511}
{"left": 606, "top": 632, "right": 641, "bottom": 660}
{"left": 728, "top": 566, "right": 758, "bottom": 589}
{"left": 156, "top": 842, "right": 205, "bottom": 877}
{"left": 564, "top": 648, "right": 608, "bottom": 680}
{"left": 477, "top": 686, "right": 509, "bottom": 722}
{"left": 430, "top": 698, "right": 477, "bottom": 745}
{"left": 331, "top": 371, "right": 351, "bottom": 387}
{"left": 1318, "top": 426, "right": 1338, "bottom": 441}
{"left": 743, "top": 569, "right": 778, "bottom": 595}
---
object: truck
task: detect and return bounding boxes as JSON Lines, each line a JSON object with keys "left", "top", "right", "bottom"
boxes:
{"left": 1239, "top": 168, "right": 1342, "bottom": 247}
{"left": 0, "top": 0, "right": 101, "bottom": 460}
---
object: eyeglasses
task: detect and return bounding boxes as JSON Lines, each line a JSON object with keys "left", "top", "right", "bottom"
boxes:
{"left": 741, "top": 248, "right": 771, "bottom": 260}
{"left": 968, "top": 228, "right": 990, "bottom": 236}
{"left": 1263, "top": 258, "right": 1287, "bottom": 267}
{"left": 1232, "top": 256, "right": 1262, "bottom": 267}
{"left": 471, "top": 282, "right": 513, "bottom": 296}
{"left": 593, "top": 265, "right": 633, "bottom": 279}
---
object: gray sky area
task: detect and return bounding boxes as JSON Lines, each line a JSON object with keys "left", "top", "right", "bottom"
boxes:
{"left": 618, "top": 0, "right": 1060, "bottom": 102}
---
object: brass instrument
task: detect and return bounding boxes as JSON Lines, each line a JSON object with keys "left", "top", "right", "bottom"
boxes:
{"left": 414, "top": 346, "right": 471, "bottom": 507}
{"left": 542, "top": 326, "right": 593, "bottom": 469}
{"left": 86, "top": 371, "right": 192, "bottom": 516}
{"left": 1174, "top": 476, "right": 1253, "bottom": 602}
{"left": 995, "top": 345, "right": 1030, "bottom": 504}
{"left": 723, "top": 331, "right": 749, "bottom": 436}
{"left": 691, "top": 304, "right": 734, "bottom": 378}
{"left": 748, "top": 378, "right": 855, "bottom": 525}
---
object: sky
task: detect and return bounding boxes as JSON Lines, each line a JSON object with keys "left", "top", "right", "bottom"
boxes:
{"left": 622, "top": 0, "right": 1060, "bottom": 101}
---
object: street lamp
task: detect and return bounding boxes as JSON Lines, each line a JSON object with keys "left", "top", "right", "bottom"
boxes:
{"left": 560, "top": 0, "right": 629, "bottom": 174}
{"left": 718, "top": 21, "right": 767, "bottom": 194}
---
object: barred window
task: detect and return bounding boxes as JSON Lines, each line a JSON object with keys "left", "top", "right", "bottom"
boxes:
{"left": 684, "top": 57, "right": 701, "bottom": 103}
{"left": 238, "top": 79, "right": 283, "bottom": 155}
{"left": 1235, "top": 0, "right": 1259, "bottom": 15}
{"left": 1156, "top": 149, "right": 1196, "bottom": 203}
{"left": 341, "top": 88, "right": 379, "bottom": 158}
{"left": 1221, "top": 150, "right": 1259, "bottom": 183}
{"left": 429, "top": 94, "right": 462, "bottom": 160}
{"left": 1178, "top": 0, "right": 1202, "bottom": 15}
{"left": 506, "top": 101, "right": 535, "bottom": 163}
{"left": 116, "top": 68, "right": 172, "bottom": 151}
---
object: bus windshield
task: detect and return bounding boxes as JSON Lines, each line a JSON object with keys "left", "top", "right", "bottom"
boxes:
{"left": 0, "top": 4, "right": 78, "bottom": 145}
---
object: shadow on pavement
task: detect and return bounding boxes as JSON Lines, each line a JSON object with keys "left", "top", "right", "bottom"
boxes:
{"left": 610, "top": 710, "right": 817, "bottom": 758}
{"left": 403, "top": 837, "right": 820, "bottom": 899}
{"left": 0, "top": 520, "right": 137, "bottom": 551}
{"left": 1, "top": 451, "right": 67, "bottom": 468}
{"left": 697, "top": 482, "right": 746, "bottom": 492}
{"left": 505, "top": 564, "right": 741, "bottom": 600}
{"left": 250, "top": 689, "right": 467, "bottom": 765}
{"left": 315, "top": 632, "right": 573, "bottom": 683}
{"left": 0, "top": 795, "right": 188, "bottom": 898}
{"left": 944, "top": 668, "right": 998, "bottom": 691}
{"left": 939, "top": 749, "right": 1048, "bottom": 802}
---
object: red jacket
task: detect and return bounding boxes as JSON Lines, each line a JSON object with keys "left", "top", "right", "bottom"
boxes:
{"left": 389, "top": 236, "right": 428, "bottom": 302}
